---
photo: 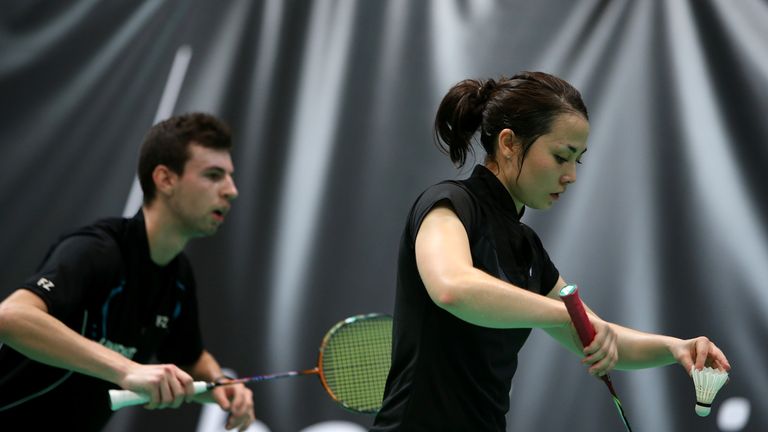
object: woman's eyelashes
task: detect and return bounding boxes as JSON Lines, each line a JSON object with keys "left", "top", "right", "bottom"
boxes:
{"left": 554, "top": 154, "right": 584, "bottom": 165}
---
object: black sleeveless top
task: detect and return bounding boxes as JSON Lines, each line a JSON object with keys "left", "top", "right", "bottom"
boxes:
{"left": 372, "top": 165, "right": 559, "bottom": 432}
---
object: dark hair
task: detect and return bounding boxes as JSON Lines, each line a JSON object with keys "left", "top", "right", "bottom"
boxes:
{"left": 138, "top": 112, "right": 232, "bottom": 204}
{"left": 433, "top": 71, "right": 588, "bottom": 168}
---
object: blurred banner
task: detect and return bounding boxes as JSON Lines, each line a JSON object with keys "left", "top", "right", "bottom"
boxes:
{"left": 1, "top": 1, "right": 766, "bottom": 431}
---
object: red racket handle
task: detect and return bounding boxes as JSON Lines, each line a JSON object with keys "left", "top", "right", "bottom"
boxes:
{"left": 559, "top": 284, "right": 595, "bottom": 347}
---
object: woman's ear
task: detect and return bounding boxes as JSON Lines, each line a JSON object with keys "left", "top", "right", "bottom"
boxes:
{"left": 497, "top": 128, "right": 518, "bottom": 161}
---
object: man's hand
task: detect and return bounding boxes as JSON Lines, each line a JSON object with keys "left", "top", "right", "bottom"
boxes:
{"left": 120, "top": 364, "right": 196, "bottom": 409}
{"left": 191, "top": 379, "right": 255, "bottom": 431}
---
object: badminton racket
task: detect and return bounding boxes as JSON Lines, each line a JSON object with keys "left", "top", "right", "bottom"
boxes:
{"left": 109, "top": 313, "right": 393, "bottom": 413}
{"left": 559, "top": 284, "right": 633, "bottom": 432}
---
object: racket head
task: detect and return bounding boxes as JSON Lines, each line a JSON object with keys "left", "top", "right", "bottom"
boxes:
{"left": 316, "top": 313, "right": 393, "bottom": 414}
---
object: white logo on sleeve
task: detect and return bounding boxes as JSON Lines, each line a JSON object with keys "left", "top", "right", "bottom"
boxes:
{"left": 155, "top": 315, "right": 169, "bottom": 328}
{"left": 36, "top": 278, "right": 55, "bottom": 291}
{"left": 100, "top": 338, "right": 138, "bottom": 359}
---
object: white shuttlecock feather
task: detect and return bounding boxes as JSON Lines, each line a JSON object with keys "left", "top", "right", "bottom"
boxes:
{"left": 691, "top": 366, "right": 729, "bottom": 417}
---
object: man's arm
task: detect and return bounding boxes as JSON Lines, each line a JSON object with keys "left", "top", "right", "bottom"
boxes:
{"left": 0, "top": 289, "right": 196, "bottom": 409}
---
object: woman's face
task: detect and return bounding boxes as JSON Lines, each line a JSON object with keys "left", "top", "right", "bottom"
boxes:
{"left": 498, "top": 113, "right": 589, "bottom": 212}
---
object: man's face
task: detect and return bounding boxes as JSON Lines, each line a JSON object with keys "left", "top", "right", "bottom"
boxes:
{"left": 167, "top": 143, "right": 238, "bottom": 238}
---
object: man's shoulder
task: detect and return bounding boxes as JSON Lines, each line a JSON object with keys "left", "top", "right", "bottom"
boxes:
{"left": 80, "top": 216, "right": 132, "bottom": 238}
{"left": 47, "top": 217, "right": 132, "bottom": 264}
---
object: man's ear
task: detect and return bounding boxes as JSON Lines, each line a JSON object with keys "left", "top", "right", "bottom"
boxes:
{"left": 152, "top": 165, "right": 178, "bottom": 197}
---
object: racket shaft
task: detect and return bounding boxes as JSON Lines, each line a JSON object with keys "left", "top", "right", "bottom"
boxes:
{"left": 611, "top": 395, "right": 632, "bottom": 430}
{"left": 236, "top": 369, "right": 317, "bottom": 384}
{"left": 109, "top": 381, "right": 209, "bottom": 410}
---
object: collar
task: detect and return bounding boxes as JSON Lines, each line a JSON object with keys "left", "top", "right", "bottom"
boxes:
{"left": 469, "top": 164, "right": 525, "bottom": 220}
{"left": 130, "top": 209, "right": 151, "bottom": 260}
{"left": 130, "top": 208, "right": 169, "bottom": 268}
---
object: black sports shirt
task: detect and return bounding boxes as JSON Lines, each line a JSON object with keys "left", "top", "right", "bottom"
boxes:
{"left": 0, "top": 211, "right": 203, "bottom": 430}
{"left": 371, "top": 165, "right": 559, "bottom": 432}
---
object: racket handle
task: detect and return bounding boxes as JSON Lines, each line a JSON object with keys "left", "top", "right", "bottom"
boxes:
{"left": 559, "top": 284, "right": 596, "bottom": 347}
{"left": 109, "top": 381, "right": 210, "bottom": 410}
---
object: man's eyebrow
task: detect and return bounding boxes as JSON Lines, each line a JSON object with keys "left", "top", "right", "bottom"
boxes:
{"left": 202, "top": 166, "right": 234, "bottom": 175}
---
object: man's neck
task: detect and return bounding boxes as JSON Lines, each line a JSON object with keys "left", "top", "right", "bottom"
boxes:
{"left": 142, "top": 205, "right": 188, "bottom": 266}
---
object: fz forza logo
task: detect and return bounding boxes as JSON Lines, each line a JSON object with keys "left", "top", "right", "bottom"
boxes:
{"left": 36, "top": 278, "right": 55, "bottom": 291}
{"left": 155, "top": 315, "right": 169, "bottom": 329}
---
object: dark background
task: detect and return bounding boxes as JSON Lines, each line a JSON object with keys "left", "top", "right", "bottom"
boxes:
{"left": 1, "top": 1, "right": 765, "bottom": 431}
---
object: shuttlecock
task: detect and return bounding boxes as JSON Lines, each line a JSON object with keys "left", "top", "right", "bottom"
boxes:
{"left": 691, "top": 366, "right": 729, "bottom": 417}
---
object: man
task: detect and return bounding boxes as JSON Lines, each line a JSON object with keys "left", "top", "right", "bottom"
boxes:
{"left": 0, "top": 113, "right": 255, "bottom": 431}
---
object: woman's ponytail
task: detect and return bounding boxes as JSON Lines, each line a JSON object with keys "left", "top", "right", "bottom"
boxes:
{"left": 434, "top": 79, "right": 497, "bottom": 167}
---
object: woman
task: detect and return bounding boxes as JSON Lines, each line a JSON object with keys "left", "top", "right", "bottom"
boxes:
{"left": 370, "top": 72, "right": 730, "bottom": 431}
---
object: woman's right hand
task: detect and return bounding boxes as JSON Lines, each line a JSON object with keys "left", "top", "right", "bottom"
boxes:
{"left": 576, "top": 317, "right": 619, "bottom": 377}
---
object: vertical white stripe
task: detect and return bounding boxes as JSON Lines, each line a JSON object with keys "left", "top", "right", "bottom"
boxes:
{"left": 122, "top": 45, "right": 192, "bottom": 217}
{"left": 153, "top": 46, "right": 193, "bottom": 125}
{"left": 666, "top": 0, "right": 768, "bottom": 311}
{"left": 267, "top": 0, "right": 357, "bottom": 367}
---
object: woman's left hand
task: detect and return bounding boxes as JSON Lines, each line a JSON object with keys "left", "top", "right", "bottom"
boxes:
{"left": 671, "top": 336, "right": 731, "bottom": 375}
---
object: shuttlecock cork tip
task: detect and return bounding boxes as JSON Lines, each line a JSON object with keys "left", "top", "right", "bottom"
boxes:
{"left": 691, "top": 366, "right": 729, "bottom": 417}
{"left": 695, "top": 402, "right": 712, "bottom": 417}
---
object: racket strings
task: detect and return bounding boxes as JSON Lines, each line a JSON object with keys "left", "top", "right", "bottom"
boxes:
{"left": 320, "top": 316, "right": 392, "bottom": 413}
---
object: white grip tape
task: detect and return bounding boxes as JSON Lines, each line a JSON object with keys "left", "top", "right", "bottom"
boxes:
{"left": 109, "top": 381, "right": 209, "bottom": 410}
